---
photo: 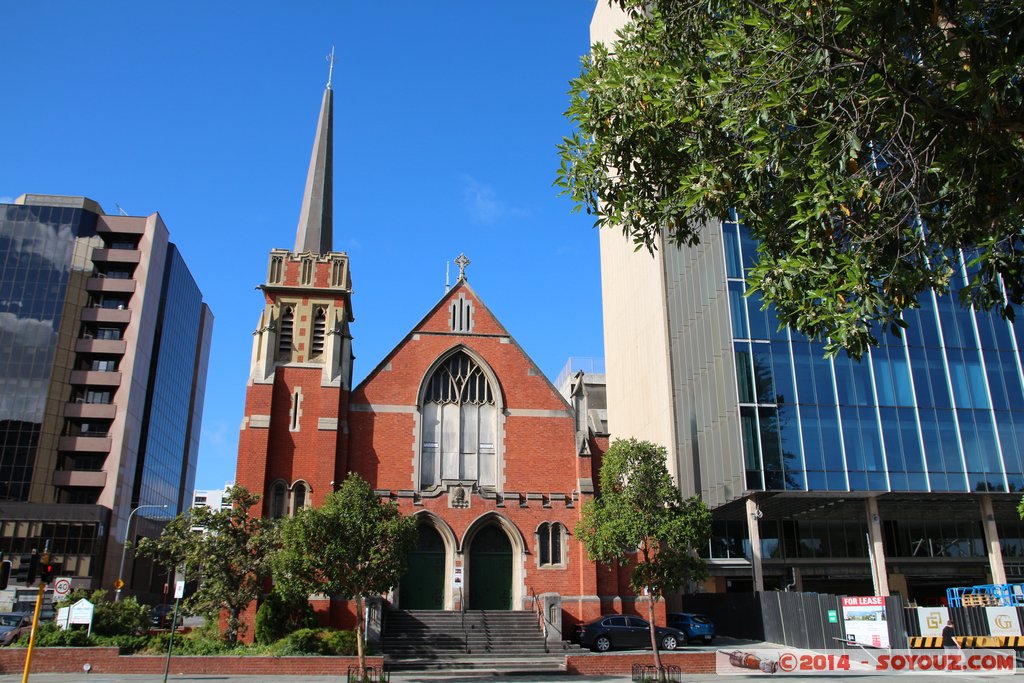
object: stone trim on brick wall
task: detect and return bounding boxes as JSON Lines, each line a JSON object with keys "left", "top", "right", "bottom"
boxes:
{"left": 0, "top": 648, "right": 384, "bottom": 676}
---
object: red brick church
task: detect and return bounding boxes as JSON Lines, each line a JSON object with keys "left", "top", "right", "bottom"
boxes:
{"left": 233, "top": 81, "right": 652, "bottom": 638}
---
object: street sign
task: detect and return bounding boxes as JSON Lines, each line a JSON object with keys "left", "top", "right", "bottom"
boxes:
{"left": 113, "top": 578, "right": 124, "bottom": 590}
{"left": 53, "top": 577, "right": 73, "bottom": 598}
{"left": 174, "top": 580, "right": 185, "bottom": 599}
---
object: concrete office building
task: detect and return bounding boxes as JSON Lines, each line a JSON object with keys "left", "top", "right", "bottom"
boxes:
{"left": 591, "top": 3, "right": 1024, "bottom": 604}
{"left": 192, "top": 484, "right": 234, "bottom": 513}
{"left": 0, "top": 195, "right": 212, "bottom": 596}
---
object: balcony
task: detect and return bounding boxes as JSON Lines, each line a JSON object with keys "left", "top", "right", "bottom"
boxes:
{"left": 52, "top": 470, "right": 107, "bottom": 488}
{"left": 63, "top": 403, "right": 116, "bottom": 420}
{"left": 91, "top": 248, "right": 141, "bottom": 264}
{"left": 97, "top": 218, "right": 146, "bottom": 235}
{"left": 81, "top": 308, "right": 131, "bottom": 324}
{"left": 86, "top": 277, "right": 136, "bottom": 294}
{"left": 75, "top": 339, "right": 126, "bottom": 355}
{"left": 69, "top": 370, "right": 122, "bottom": 387}
{"left": 58, "top": 435, "right": 112, "bottom": 453}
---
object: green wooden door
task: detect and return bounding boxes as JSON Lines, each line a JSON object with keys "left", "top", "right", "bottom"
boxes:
{"left": 468, "top": 525, "right": 512, "bottom": 610}
{"left": 399, "top": 525, "right": 445, "bottom": 610}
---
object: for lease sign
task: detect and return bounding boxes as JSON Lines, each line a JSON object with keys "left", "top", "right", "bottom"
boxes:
{"left": 842, "top": 596, "right": 889, "bottom": 648}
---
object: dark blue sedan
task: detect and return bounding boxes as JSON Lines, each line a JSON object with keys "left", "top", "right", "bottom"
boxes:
{"left": 575, "top": 615, "right": 687, "bottom": 652}
{"left": 667, "top": 612, "right": 715, "bottom": 643}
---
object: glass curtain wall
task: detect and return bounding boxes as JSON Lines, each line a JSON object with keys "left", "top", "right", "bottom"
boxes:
{"left": 722, "top": 220, "right": 1024, "bottom": 493}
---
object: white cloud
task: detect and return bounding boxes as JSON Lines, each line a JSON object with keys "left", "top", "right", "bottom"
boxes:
{"left": 0, "top": 314, "right": 56, "bottom": 422}
{"left": 10, "top": 221, "right": 79, "bottom": 271}
{"left": 0, "top": 311, "right": 55, "bottom": 347}
{"left": 461, "top": 175, "right": 528, "bottom": 226}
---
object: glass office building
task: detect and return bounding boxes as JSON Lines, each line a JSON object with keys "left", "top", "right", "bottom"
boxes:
{"left": 723, "top": 218, "right": 1024, "bottom": 496}
{"left": 629, "top": 217, "right": 1024, "bottom": 603}
{"left": 0, "top": 195, "right": 212, "bottom": 597}
{"left": 589, "top": 0, "right": 1024, "bottom": 605}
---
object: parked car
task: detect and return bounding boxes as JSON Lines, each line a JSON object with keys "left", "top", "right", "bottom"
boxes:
{"left": 149, "top": 604, "right": 183, "bottom": 629}
{"left": 667, "top": 612, "right": 715, "bottom": 644}
{"left": 0, "top": 612, "right": 32, "bottom": 646}
{"left": 575, "top": 614, "right": 687, "bottom": 652}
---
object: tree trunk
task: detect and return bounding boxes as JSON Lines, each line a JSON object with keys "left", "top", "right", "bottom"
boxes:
{"left": 356, "top": 595, "right": 365, "bottom": 674}
{"left": 647, "top": 596, "right": 663, "bottom": 676}
{"left": 227, "top": 607, "right": 240, "bottom": 646}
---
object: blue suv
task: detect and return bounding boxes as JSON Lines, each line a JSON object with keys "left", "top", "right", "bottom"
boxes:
{"left": 666, "top": 612, "right": 715, "bottom": 644}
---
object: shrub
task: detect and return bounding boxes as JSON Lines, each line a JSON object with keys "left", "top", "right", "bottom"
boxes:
{"left": 20, "top": 623, "right": 91, "bottom": 647}
{"left": 54, "top": 589, "right": 148, "bottom": 636}
{"left": 320, "top": 629, "right": 358, "bottom": 656}
{"left": 268, "top": 627, "right": 359, "bottom": 656}
{"left": 93, "top": 633, "right": 150, "bottom": 654}
{"left": 93, "top": 596, "right": 149, "bottom": 636}
{"left": 272, "top": 628, "right": 324, "bottom": 655}
{"left": 144, "top": 630, "right": 233, "bottom": 656}
{"left": 255, "top": 590, "right": 317, "bottom": 644}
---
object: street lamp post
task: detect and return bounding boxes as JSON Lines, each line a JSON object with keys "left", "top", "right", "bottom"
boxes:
{"left": 115, "top": 504, "right": 169, "bottom": 602}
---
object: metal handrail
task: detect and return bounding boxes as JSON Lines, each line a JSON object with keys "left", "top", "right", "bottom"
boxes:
{"left": 530, "top": 588, "right": 548, "bottom": 647}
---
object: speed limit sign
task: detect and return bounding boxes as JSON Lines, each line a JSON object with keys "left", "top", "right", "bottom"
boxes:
{"left": 53, "top": 577, "right": 72, "bottom": 598}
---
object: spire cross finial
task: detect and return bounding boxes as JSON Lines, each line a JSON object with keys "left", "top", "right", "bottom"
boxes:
{"left": 455, "top": 253, "right": 471, "bottom": 281}
{"left": 326, "top": 46, "right": 336, "bottom": 90}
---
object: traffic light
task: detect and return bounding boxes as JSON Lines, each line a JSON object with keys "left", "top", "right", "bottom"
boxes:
{"left": 13, "top": 553, "right": 39, "bottom": 585}
{"left": 0, "top": 558, "right": 10, "bottom": 590}
{"left": 39, "top": 559, "right": 54, "bottom": 584}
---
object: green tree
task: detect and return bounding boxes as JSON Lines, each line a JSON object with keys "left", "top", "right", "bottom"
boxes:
{"left": 137, "top": 485, "right": 278, "bottom": 645}
{"left": 576, "top": 438, "right": 711, "bottom": 671}
{"left": 558, "top": 1, "right": 1024, "bottom": 358}
{"left": 273, "top": 472, "right": 417, "bottom": 673}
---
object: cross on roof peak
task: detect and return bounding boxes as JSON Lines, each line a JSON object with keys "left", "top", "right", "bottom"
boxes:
{"left": 455, "top": 253, "right": 470, "bottom": 282}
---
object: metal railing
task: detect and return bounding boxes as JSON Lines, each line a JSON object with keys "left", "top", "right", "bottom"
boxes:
{"left": 530, "top": 588, "right": 548, "bottom": 647}
{"left": 346, "top": 665, "right": 388, "bottom": 683}
{"left": 631, "top": 663, "right": 682, "bottom": 682}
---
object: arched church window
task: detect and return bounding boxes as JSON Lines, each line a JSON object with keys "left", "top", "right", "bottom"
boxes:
{"left": 278, "top": 306, "right": 294, "bottom": 357}
{"left": 268, "top": 255, "right": 284, "bottom": 284}
{"left": 300, "top": 258, "right": 314, "bottom": 285}
{"left": 538, "top": 522, "right": 564, "bottom": 566}
{"left": 311, "top": 308, "right": 326, "bottom": 357}
{"left": 330, "top": 258, "right": 345, "bottom": 287}
{"left": 269, "top": 481, "right": 286, "bottom": 519}
{"left": 420, "top": 351, "right": 497, "bottom": 489}
{"left": 291, "top": 481, "right": 309, "bottom": 514}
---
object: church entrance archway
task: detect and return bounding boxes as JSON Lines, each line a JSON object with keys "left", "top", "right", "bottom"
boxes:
{"left": 468, "top": 524, "right": 512, "bottom": 610}
{"left": 399, "top": 524, "right": 445, "bottom": 610}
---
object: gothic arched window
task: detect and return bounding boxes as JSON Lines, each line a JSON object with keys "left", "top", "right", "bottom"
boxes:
{"left": 538, "top": 522, "right": 564, "bottom": 566}
{"left": 269, "top": 481, "right": 286, "bottom": 519}
{"left": 291, "top": 481, "right": 309, "bottom": 514}
{"left": 420, "top": 352, "right": 497, "bottom": 489}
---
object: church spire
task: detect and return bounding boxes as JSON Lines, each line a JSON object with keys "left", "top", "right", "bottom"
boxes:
{"left": 294, "top": 49, "right": 335, "bottom": 254}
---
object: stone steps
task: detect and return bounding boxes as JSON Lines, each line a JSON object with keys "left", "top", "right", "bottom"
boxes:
{"left": 383, "top": 609, "right": 555, "bottom": 663}
{"left": 384, "top": 654, "right": 568, "bottom": 673}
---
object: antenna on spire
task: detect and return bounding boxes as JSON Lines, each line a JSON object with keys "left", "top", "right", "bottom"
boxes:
{"left": 445, "top": 261, "right": 450, "bottom": 293}
{"left": 326, "top": 46, "right": 336, "bottom": 90}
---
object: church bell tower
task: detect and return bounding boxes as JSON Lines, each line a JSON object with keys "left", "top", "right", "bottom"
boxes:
{"left": 235, "top": 57, "right": 354, "bottom": 518}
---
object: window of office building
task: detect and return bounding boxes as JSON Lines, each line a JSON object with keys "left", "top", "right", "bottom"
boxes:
{"left": 723, "top": 222, "right": 1024, "bottom": 494}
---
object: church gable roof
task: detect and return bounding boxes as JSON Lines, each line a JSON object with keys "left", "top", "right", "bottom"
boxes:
{"left": 352, "top": 280, "right": 571, "bottom": 413}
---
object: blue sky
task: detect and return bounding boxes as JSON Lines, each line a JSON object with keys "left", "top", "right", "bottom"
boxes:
{"left": 0, "top": 1, "right": 606, "bottom": 491}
